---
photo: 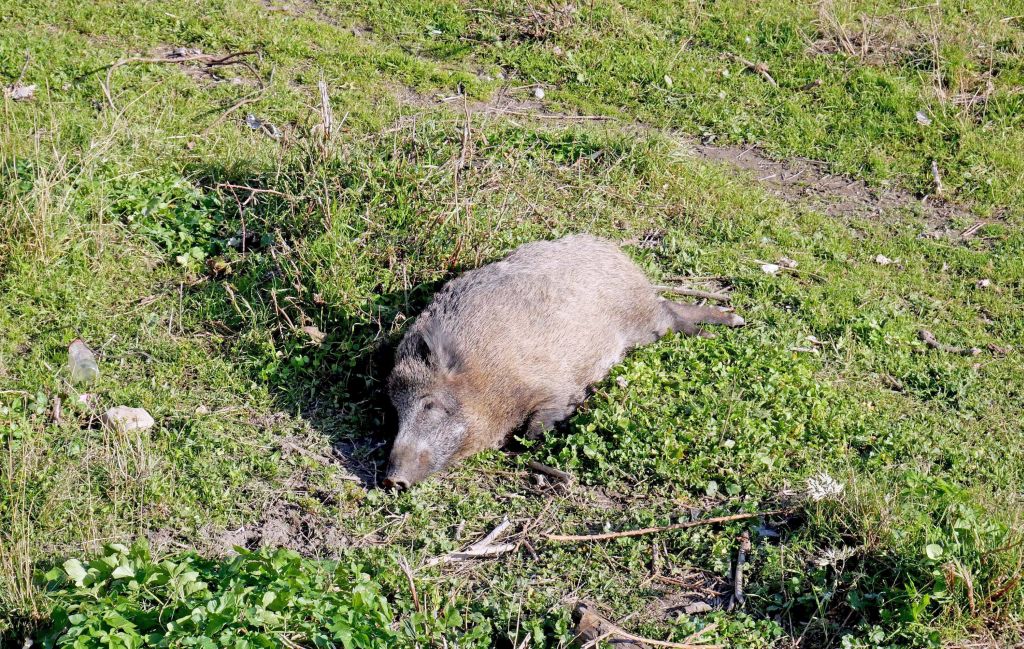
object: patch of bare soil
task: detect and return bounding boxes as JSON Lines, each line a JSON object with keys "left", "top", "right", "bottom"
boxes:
{"left": 679, "top": 139, "right": 986, "bottom": 238}
{"left": 147, "top": 420, "right": 379, "bottom": 558}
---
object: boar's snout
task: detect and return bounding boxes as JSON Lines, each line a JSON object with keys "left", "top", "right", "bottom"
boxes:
{"left": 382, "top": 444, "right": 433, "bottom": 490}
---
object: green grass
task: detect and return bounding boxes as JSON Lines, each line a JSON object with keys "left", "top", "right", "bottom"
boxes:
{"left": 2, "top": 0, "right": 1023, "bottom": 647}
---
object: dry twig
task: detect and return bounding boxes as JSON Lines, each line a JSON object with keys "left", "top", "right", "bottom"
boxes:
{"left": 395, "top": 556, "right": 421, "bottom": 613}
{"left": 724, "top": 52, "right": 777, "bottom": 87}
{"left": 546, "top": 511, "right": 781, "bottom": 543}
{"left": 918, "top": 329, "right": 981, "bottom": 357}
{"left": 573, "top": 603, "right": 720, "bottom": 649}
{"left": 654, "top": 285, "right": 732, "bottom": 303}
{"left": 931, "top": 160, "right": 944, "bottom": 195}
{"left": 425, "top": 517, "right": 517, "bottom": 566}
{"left": 732, "top": 531, "right": 751, "bottom": 606}
{"left": 527, "top": 460, "right": 573, "bottom": 483}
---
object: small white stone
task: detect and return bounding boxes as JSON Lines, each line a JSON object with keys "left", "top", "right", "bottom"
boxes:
{"left": 533, "top": 86, "right": 545, "bottom": 100}
{"left": 101, "top": 406, "right": 155, "bottom": 433}
{"left": 761, "top": 263, "right": 780, "bottom": 275}
{"left": 874, "top": 254, "right": 893, "bottom": 266}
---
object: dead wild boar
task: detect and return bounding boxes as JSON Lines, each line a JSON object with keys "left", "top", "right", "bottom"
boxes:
{"left": 382, "top": 234, "right": 744, "bottom": 488}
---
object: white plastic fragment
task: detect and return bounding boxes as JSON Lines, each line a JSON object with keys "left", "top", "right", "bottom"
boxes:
{"left": 874, "top": 254, "right": 893, "bottom": 266}
{"left": 760, "top": 263, "right": 780, "bottom": 275}
{"left": 5, "top": 83, "right": 36, "bottom": 101}
{"left": 244, "top": 114, "right": 281, "bottom": 139}
{"left": 101, "top": 406, "right": 155, "bottom": 433}
{"left": 806, "top": 472, "right": 844, "bottom": 502}
{"left": 778, "top": 257, "right": 798, "bottom": 269}
{"left": 915, "top": 111, "right": 932, "bottom": 126}
{"left": 533, "top": 86, "right": 545, "bottom": 100}
{"left": 68, "top": 339, "right": 100, "bottom": 385}
{"left": 976, "top": 278, "right": 991, "bottom": 289}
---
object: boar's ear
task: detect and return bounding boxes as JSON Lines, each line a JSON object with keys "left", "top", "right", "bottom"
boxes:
{"left": 408, "top": 330, "right": 460, "bottom": 373}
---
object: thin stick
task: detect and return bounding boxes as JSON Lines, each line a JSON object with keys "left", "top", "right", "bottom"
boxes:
{"left": 527, "top": 460, "right": 573, "bottom": 483}
{"left": 574, "top": 604, "right": 721, "bottom": 649}
{"left": 931, "top": 160, "right": 944, "bottom": 195}
{"left": 733, "top": 532, "right": 750, "bottom": 605}
{"left": 653, "top": 285, "right": 732, "bottom": 303}
{"left": 425, "top": 517, "right": 517, "bottom": 566}
{"left": 545, "top": 511, "right": 780, "bottom": 543}
{"left": 318, "top": 77, "right": 333, "bottom": 141}
{"left": 959, "top": 221, "right": 985, "bottom": 238}
{"left": 725, "top": 52, "right": 777, "bottom": 87}
{"left": 484, "top": 108, "right": 613, "bottom": 121}
{"left": 213, "top": 183, "right": 297, "bottom": 200}
{"left": 918, "top": 329, "right": 981, "bottom": 357}
{"left": 395, "top": 556, "right": 421, "bottom": 613}
{"left": 14, "top": 52, "right": 31, "bottom": 86}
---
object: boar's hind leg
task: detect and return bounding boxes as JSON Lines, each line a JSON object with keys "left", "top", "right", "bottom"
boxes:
{"left": 662, "top": 301, "right": 745, "bottom": 338}
{"left": 525, "top": 401, "right": 579, "bottom": 440}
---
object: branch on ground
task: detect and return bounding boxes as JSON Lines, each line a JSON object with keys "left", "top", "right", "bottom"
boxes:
{"left": 918, "top": 329, "right": 981, "bottom": 356}
{"left": 424, "top": 517, "right": 517, "bottom": 566}
{"left": 546, "top": 510, "right": 784, "bottom": 543}
{"left": 573, "top": 602, "right": 721, "bottom": 649}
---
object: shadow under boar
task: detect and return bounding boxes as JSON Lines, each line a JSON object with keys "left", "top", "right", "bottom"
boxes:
{"left": 383, "top": 234, "right": 744, "bottom": 488}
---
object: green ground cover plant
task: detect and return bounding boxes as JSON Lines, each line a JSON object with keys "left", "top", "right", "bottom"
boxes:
{"left": 2, "top": 0, "right": 1022, "bottom": 647}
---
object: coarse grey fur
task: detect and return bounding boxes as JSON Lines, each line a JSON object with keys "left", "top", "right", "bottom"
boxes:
{"left": 383, "top": 234, "right": 744, "bottom": 488}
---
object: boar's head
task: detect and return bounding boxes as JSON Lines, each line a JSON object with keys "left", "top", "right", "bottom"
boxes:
{"left": 383, "top": 329, "right": 468, "bottom": 489}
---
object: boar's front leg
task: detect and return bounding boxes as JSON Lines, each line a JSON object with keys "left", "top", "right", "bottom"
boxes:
{"left": 524, "top": 399, "right": 580, "bottom": 440}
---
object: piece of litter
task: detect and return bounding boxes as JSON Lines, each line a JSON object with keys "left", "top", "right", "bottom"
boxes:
{"left": 68, "top": 339, "right": 100, "bottom": 385}
{"left": 101, "top": 406, "right": 155, "bottom": 433}
{"left": 915, "top": 111, "right": 932, "bottom": 126}
{"left": 533, "top": 86, "right": 545, "bottom": 100}
{"left": 195, "top": 405, "right": 210, "bottom": 415}
{"left": 976, "top": 279, "right": 991, "bottom": 289}
{"left": 874, "top": 254, "right": 893, "bottom": 266}
{"left": 244, "top": 114, "right": 282, "bottom": 139}
{"left": 301, "top": 325, "right": 326, "bottom": 345}
{"left": 760, "top": 263, "right": 780, "bottom": 275}
{"left": 806, "top": 473, "right": 844, "bottom": 502}
{"left": 615, "top": 376, "right": 629, "bottom": 389}
{"left": 778, "top": 257, "right": 798, "bottom": 269}
{"left": 5, "top": 83, "right": 36, "bottom": 101}
{"left": 684, "top": 601, "right": 714, "bottom": 615}
{"left": 77, "top": 393, "right": 97, "bottom": 407}
{"left": 663, "top": 75, "right": 673, "bottom": 88}
{"left": 789, "top": 346, "right": 819, "bottom": 354}
{"left": 806, "top": 335, "right": 822, "bottom": 346}
{"left": 169, "top": 47, "right": 203, "bottom": 58}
